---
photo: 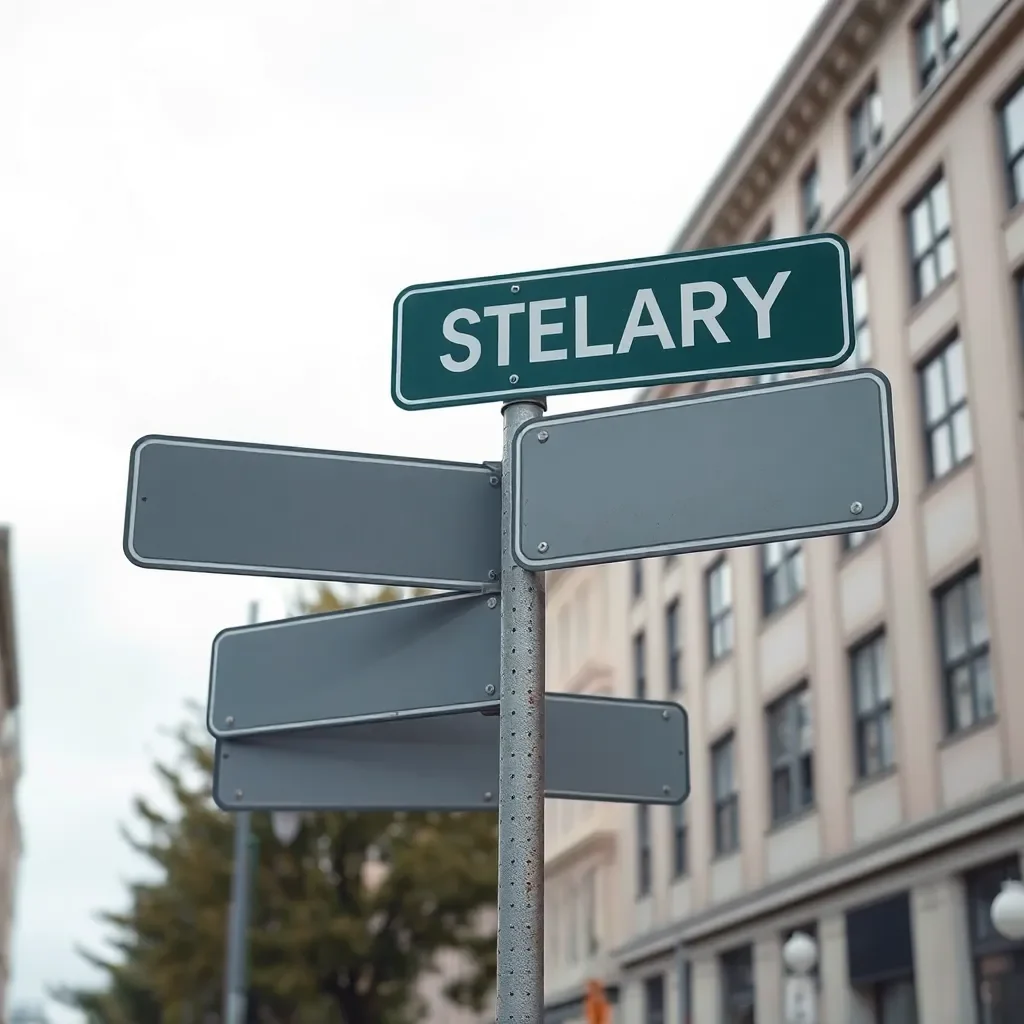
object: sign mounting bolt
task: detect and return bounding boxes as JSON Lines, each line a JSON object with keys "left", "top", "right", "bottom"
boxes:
{"left": 485, "top": 684, "right": 496, "bottom": 695}
{"left": 483, "top": 791, "right": 493, "bottom": 801}
{"left": 537, "top": 430, "right": 549, "bottom": 443}
{"left": 487, "top": 597, "right": 498, "bottom": 609}
{"left": 850, "top": 501, "right": 864, "bottom": 515}
{"left": 489, "top": 475, "right": 499, "bottom": 487}
{"left": 661, "top": 709, "right": 670, "bottom": 720}
{"left": 509, "top": 374, "right": 520, "bottom": 384}
{"left": 225, "top": 715, "right": 235, "bottom": 726}
{"left": 488, "top": 569, "right": 498, "bottom": 580}
{"left": 662, "top": 785, "right": 671, "bottom": 795}
{"left": 511, "top": 284, "right": 520, "bottom": 293}
{"left": 234, "top": 789, "right": 244, "bottom": 799}
{"left": 537, "top": 541, "right": 549, "bottom": 553}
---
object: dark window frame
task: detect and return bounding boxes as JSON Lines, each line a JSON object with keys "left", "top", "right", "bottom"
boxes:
{"left": 666, "top": 598, "right": 682, "bottom": 694}
{"left": 643, "top": 973, "right": 666, "bottom": 1024}
{"left": 917, "top": 331, "right": 971, "bottom": 482}
{"left": 631, "top": 560, "right": 644, "bottom": 600}
{"left": 905, "top": 171, "right": 955, "bottom": 304}
{"left": 767, "top": 683, "right": 815, "bottom": 824}
{"left": 800, "top": 160, "right": 822, "bottom": 232}
{"left": 721, "top": 946, "right": 755, "bottom": 1020}
{"left": 636, "top": 804, "right": 652, "bottom": 898}
{"left": 761, "top": 539, "right": 805, "bottom": 616}
{"left": 712, "top": 733, "right": 739, "bottom": 856}
{"left": 935, "top": 563, "right": 994, "bottom": 735}
{"left": 633, "top": 630, "right": 647, "bottom": 700}
{"left": 913, "top": 0, "right": 960, "bottom": 92}
{"left": 706, "top": 557, "right": 735, "bottom": 664}
{"left": 671, "top": 800, "right": 688, "bottom": 880}
{"left": 849, "top": 77, "right": 884, "bottom": 174}
{"left": 849, "top": 629, "right": 895, "bottom": 780}
{"left": 999, "top": 73, "right": 1024, "bottom": 208}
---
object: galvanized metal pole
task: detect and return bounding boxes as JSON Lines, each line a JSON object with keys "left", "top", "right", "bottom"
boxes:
{"left": 496, "top": 399, "right": 547, "bottom": 1023}
{"left": 223, "top": 601, "right": 259, "bottom": 1024}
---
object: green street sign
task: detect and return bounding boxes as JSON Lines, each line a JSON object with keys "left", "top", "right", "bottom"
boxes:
{"left": 391, "top": 233, "right": 855, "bottom": 411}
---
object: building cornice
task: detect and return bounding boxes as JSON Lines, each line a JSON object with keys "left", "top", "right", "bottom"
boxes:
{"left": 611, "top": 777, "right": 1024, "bottom": 964}
{"left": 670, "top": 0, "right": 908, "bottom": 253}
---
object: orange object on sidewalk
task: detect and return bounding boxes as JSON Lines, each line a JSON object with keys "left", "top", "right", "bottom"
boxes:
{"left": 584, "top": 979, "right": 611, "bottom": 1024}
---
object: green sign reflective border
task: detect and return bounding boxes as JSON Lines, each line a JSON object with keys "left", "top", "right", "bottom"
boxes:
{"left": 391, "top": 233, "right": 855, "bottom": 411}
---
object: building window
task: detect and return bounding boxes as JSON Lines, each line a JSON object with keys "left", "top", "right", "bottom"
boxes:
{"left": 850, "top": 78, "right": 884, "bottom": 173}
{"left": 631, "top": 560, "right": 644, "bottom": 600}
{"left": 847, "top": 892, "right": 918, "bottom": 1023}
{"left": 850, "top": 631, "right": 895, "bottom": 779}
{"left": 633, "top": 630, "right": 647, "bottom": 700}
{"left": 721, "top": 946, "right": 755, "bottom": 1024}
{"left": 762, "top": 539, "right": 805, "bottom": 615}
{"left": 666, "top": 598, "right": 682, "bottom": 694}
{"left": 914, "top": 0, "right": 960, "bottom": 91}
{"left": 644, "top": 974, "right": 665, "bottom": 1024}
{"left": 936, "top": 564, "right": 994, "bottom": 734}
{"left": 1000, "top": 78, "right": 1024, "bottom": 207}
{"left": 582, "top": 867, "right": 599, "bottom": 955}
{"left": 850, "top": 264, "right": 872, "bottom": 367}
{"left": 907, "top": 174, "right": 955, "bottom": 302}
{"left": 671, "top": 801, "right": 688, "bottom": 879}
{"left": 712, "top": 734, "right": 739, "bottom": 856}
{"left": 920, "top": 333, "right": 971, "bottom": 480}
{"left": 706, "top": 558, "right": 734, "bottom": 663}
{"left": 679, "top": 960, "right": 692, "bottom": 1024}
{"left": 636, "top": 805, "right": 652, "bottom": 898}
{"left": 767, "top": 685, "right": 814, "bottom": 823}
{"left": 842, "top": 530, "right": 868, "bottom": 553}
{"left": 966, "top": 857, "right": 1024, "bottom": 1024}
{"left": 800, "top": 161, "right": 822, "bottom": 232}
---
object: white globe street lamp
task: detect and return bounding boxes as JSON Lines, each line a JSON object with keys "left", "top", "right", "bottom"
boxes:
{"left": 271, "top": 811, "right": 302, "bottom": 847}
{"left": 991, "top": 880, "right": 1024, "bottom": 941}
{"left": 782, "top": 932, "right": 818, "bottom": 1024}
{"left": 783, "top": 932, "right": 819, "bottom": 976}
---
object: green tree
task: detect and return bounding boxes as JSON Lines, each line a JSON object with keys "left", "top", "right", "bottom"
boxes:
{"left": 56, "top": 586, "right": 498, "bottom": 1024}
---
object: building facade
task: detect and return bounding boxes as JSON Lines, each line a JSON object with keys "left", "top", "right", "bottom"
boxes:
{"left": 543, "top": 0, "right": 1024, "bottom": 1021}
{"left": 0, "top": 529, "right": 22, "bottom": 1022}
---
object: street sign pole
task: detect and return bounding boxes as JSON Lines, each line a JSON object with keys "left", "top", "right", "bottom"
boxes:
{"left": 223, "top": 601, "right": 259, "bottom": 1024}
{"left": 497, "top": 398, "right": 547, "bottom": 1023}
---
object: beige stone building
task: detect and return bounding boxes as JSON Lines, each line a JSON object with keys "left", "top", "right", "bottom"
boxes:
{"left": 0, "top": 528, "right": 22, "bottom": 1021}
{"left": 542, "top": 0, "right": 1024, "bottom": 1021}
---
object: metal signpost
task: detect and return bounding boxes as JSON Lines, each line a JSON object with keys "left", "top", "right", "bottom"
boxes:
{"left": 392, "top": 233, "right": 854, "bottom": 410}
{"left": 122, "top": 231, "right": 898, "bottom": 1024}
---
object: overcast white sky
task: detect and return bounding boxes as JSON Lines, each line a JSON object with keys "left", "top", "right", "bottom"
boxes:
{"left": 0, "top": 0, "right": 826, "bottom": 1017}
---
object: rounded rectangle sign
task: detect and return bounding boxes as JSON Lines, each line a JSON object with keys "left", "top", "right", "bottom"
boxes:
{"left": 511, "top": 368, "right": 898, "bottom": 571}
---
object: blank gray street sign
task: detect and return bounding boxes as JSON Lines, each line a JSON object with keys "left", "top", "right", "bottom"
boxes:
{"left": 209, "top": 591, "right": 499, "bottom": 738}
{"left": 123, "top": 435, "right": 501, "bottom": 590}
{"left": 213, "top": 693, "right": 689, "bottom": 811}
{"left": 511, "top": 368, "right": 898, "bottom": 571}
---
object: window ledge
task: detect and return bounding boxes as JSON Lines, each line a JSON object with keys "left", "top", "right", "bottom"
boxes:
{"left": 760, "top": 592, "right": 806, "bottom": 631}
{"left": 766, "top": 804, "right": 818, "bottom": 836}
{"left": 711, "top": 846, "right": 741, "bottom": 864}
{"left": 939, "top": 715, "right": 999, "bottom": 750}
{"left": 849, "top": 764, "right": 898, "bottom": 794}
{"left": 920, "top": 454, "right": 974, "bottom": 503}
{"left": 906, "top": 272, "right": 958, "bottom": 326}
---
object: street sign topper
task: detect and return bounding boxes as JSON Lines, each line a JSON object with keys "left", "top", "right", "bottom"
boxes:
{"left": 512, "top": 368, "right": 898, "bottom": 571}
{"left": 123, "top": 435, "right": 501, "bottom": 590}
{"left": 209, "top": 591, "right": 499, "bottom": 739}
{"left": 213, "top": 693, "right": 690, "bottom": 811}
{"left": 392, "top": 233, "right": 854, "bottom": 410}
